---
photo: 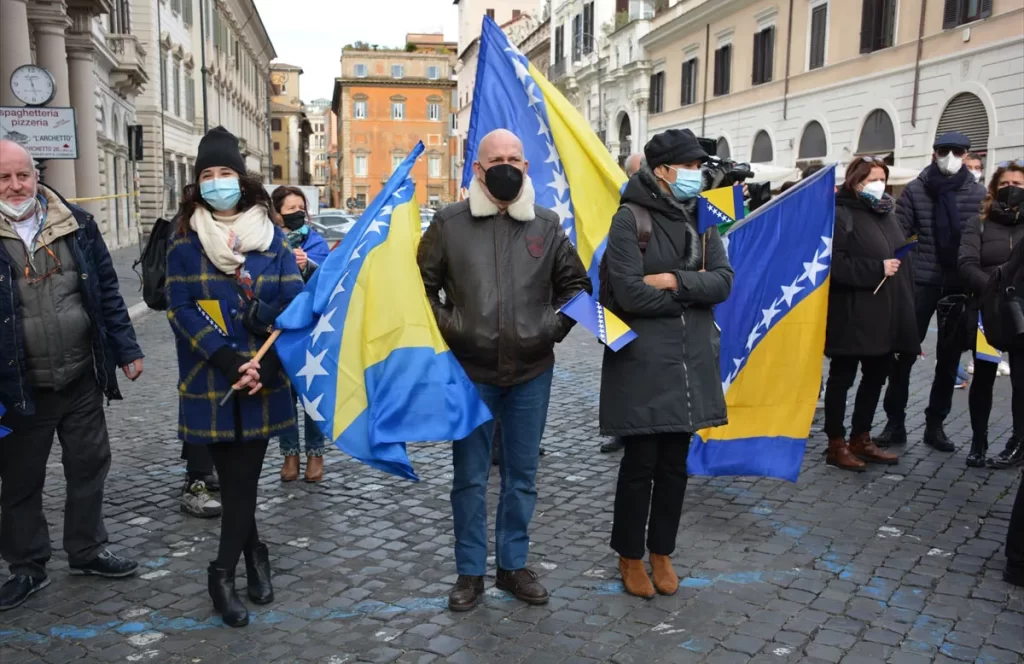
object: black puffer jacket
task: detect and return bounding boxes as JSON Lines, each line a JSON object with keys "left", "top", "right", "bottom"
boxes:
{"left": 599, "top": 166, "right": 734, "bottom": 436}
{"left": 958, "top": 203, "right": 1024, "bottom": 350}
{"left": 827, "top": 190, "right": 919, "bottom": 357}
{"left": 896, "top": 165, "right": 986, "bottom": 289}
{"left": 418, "top": 189, "right": 591, "bottom": 387}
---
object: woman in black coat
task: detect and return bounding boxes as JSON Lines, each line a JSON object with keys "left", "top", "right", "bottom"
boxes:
{"left": 824, "top": 157, "right": 919, "bottom": 471}
{"left": 957, "top": 162, "right": 1024, "bottom": 468}
{"left": 600, "top": 129, "right": 734, "bottom": 599}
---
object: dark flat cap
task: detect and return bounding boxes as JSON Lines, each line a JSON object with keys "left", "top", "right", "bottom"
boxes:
{"left": 644, "top": 129, "right": 708, "bottom": 169}
{"left": 933, "top": 131, "right": 971, "bottom": 150}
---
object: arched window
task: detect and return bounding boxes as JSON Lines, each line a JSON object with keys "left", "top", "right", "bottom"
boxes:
{"left": 799, "top": 121, "right": 827, "bottom": 159}
{"left": 112, "top": 112, "right": 120, "bottom": 146}
{"left": 857, "top": 109, "right": 895, "bottom": 154}
{"left": 935, "top": 92, "right": 989, "bottom": 154}
{"left": 750, "top": 130, "right": 773, "bottom": 163}
{"left": 716, "top": 137, "right": 731, "bottom": 159}
{"left": 618, "top": 114, "right": 632, "bottom": 153}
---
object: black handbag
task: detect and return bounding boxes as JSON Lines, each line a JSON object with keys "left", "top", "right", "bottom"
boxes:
{"left": 937, "top": 294, "right": 970, "bottom": 352}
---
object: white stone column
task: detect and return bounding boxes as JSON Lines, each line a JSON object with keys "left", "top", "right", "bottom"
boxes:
{"left": 66, "top": 14, "right": 101, "bottom": 222}
{"left": 29, "top": 3, "right": 75, "bottom": 197}
{"left": 0, "top": 0, "right": 32, "bottom": 107}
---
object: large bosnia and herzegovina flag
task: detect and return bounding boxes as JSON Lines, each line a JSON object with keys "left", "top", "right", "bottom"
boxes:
{"left": 274, "top": 143, "right": 493, "bottom": 481}
{"left": 687, "top": 166, "right": 836, "bottom": 483}
{"left": 463, "top": 15, "right": 626, "bottom": 292}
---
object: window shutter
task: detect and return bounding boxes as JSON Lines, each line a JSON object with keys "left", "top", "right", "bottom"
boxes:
{"left": 942, "top": 0, "right": 959, "bottom": 28}
{"left": 649, "top": 74, "right": 656, "bottom": 112}
{"left": 936, "top": 93, "right": 990, "bottom": 152}
{"left": 980, "top": 0, "right": 993, "bottom": 18}
{"left": 860, "top": 0, "right": 875, "bottom": 53}
{"left": 752, "top": 31, "right": 763, "bottom": 84}
{"left": 810, "top": 6, "right": 827, "bottom": 69}
{"left": 765, "top": 27, "right": 775, "bottom": 83}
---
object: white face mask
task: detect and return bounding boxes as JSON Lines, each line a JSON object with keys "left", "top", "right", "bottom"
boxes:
{"left": 937, "top": 154, "right": 963, "bottom": 176}
{"left": 970, "top": 169, "right": 984, "bottom": 182}
{"left": 861, "top": 180, "right": 886, "bottom": 200}
{"left": 0, "top": 195, "right": 37, "bottom": 221}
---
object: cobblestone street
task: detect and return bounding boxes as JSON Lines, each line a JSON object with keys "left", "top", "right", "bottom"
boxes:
{"left": 0, "top": 309, "right": 1021, "bottom": 664}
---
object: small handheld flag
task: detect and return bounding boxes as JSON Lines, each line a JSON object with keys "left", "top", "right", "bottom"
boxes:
{"left": 698, "top": 185, "right": 746, "bottom": 235}
{"left": 0, "top": 403, "right": 11, "bottom": 439}
{"left": 873, "top": 236, "right": 919, "bottom": 294}
{"left": 559, "top": 291, "right": 637, "bottom": 352}
{"left": 977, "top": 314, "right": 1001, "bottom": 364}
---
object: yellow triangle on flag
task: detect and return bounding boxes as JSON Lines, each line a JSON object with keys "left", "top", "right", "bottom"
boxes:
{"left": 197, "top": 299, "right": 230, "bottom": 337}
{"left": 701, "top": 186, "right": 740, "bottom": 221}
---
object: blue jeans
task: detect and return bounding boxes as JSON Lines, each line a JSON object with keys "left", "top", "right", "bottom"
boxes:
{"left": 451, "top": 368, "right": 553, "bottom": 575}
{"left": 278, "top": 393, "right": 325, "bottom": 457}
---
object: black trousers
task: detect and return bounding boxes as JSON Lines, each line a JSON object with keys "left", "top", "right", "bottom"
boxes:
{"left": 824, "top": 355, "right": 892, "bottom": 440}
{"left": 969, "top": 351, "right": 1024, "bottom": 440}
{"left": 883, "top": 284, "right": 962, "bottom": 426}
{"left": 181, "top": 442, "right": 214, "bottom": 481}
{"left": 611, "top": 433, "right": 691, "bottom": 559}
{"left": 0, "top": 375, "right": 110, "bottom": 578}
{"left": 1007, "top": 477, "right": 1023, "bottom": 574}
{"left": 207, "top": 439, "right": 268, "bottom": 570}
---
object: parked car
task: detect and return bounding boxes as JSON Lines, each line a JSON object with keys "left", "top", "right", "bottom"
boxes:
{"left": 311, "top": 212, "right": 357, "bottom": 241}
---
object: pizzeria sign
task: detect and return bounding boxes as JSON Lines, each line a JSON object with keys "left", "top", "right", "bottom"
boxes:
{"left": 0, "top": 106, "right": 78, "bottom": 159}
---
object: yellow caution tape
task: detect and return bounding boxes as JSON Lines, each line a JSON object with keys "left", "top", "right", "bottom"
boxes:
{"left": 67, "top": 191, "right": 140, "bottom": 203}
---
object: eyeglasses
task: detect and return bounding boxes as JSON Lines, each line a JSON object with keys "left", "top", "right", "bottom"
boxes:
{"left": 24, "top": 243, "right": 62, "bottom": 285}
{"left": 936, "top": 147, "right": 967, "bottom": 158}
{"left": 998, "top": 159, "right": 1023, "bottom": 168}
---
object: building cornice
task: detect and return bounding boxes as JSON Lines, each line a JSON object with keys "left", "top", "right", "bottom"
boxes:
{"left": 642, "top": 0, "right": 760, "bottom": 50}
{"left": 337, "top": 78, "right": 457, "bottom": 90}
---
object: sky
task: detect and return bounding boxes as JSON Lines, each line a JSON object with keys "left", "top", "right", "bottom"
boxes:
{"left": 253, "top": 0, "right": 460, "bottom": 103}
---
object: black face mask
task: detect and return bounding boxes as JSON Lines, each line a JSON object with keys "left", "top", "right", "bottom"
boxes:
{"left": 996, "top": 185, "right": 1024, "bottom": 211}
{"left": 483, "top": 164, "right": 524, "bottom": 203}
{"left": 281, "top": 210, "right": 306, "bottom": 231}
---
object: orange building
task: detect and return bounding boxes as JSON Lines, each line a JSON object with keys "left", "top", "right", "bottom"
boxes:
{"left": 331, "top": 34, "right": 458, "bottom": 210}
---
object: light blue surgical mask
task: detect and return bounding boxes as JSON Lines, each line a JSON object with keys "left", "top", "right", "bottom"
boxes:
{"left": 664, "top": 166, "right": 703, "bottom": 200}
{"left": 200, "top": 178, "right": 242, "bottom": 211}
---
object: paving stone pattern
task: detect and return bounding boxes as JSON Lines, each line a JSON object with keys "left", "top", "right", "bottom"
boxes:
{"left": 0, "top": 313, "right": 1021, "bottom": 663}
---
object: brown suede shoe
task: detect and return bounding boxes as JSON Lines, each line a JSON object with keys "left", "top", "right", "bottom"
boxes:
{"left": 649, "top": 553, "right": 679, "bottom": 595}
{"left": 825, "top": 437, "right": 866, "bottom": 472}
{"left": 448, "top": 575, "right": 484, "bottom": 612}
{"left": 849, "top": 432, "right": 899, "bottom": 465}
{"left": 304, "top": 456, "right": 323, "bottom": 483}
{"left": 618, "top": 556, "right": 655, "bottom": 599}
{"left": 280, "top": 455, "right": 299, "bottom": 482}
{"left": 495, "top": 568, "right": 549, "bottom": 605}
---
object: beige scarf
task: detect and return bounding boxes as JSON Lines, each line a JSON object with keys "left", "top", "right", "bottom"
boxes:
{"left": 190, "top": 205, "right": 275, "bottom": 274}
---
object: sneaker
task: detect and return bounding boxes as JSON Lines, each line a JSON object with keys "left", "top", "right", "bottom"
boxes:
{"left": 0, "top": 575, "right": 50, "bottom": 611}
{"left": 69, "top": 550, "right": 138, "bottom": 578}
{"left": 181, "top": 480, "right": 222, "bottom": 518}
{"left": 998, "top": 360, "right": 1011, "bottom": 377}
{"left": 203, "top": 473, "right": 220, "bottom": 492}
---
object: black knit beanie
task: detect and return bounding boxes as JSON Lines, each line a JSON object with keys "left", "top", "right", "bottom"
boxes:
{"left": 194, "top": 126, "right": 246, "bottom": 178}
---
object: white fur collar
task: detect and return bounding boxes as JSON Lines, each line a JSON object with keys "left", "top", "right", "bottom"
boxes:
{"left": 468, "top": 175, "right": 536, "bottom": 222}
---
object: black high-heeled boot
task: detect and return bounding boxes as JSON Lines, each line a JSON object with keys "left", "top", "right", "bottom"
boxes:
{"left": 966, "top": 434, "right": 988, "bottom": 468}
{"left": 244, "top": 543, "right": 274, "bottom": 605}
{"left": 207, "top": 563, "right": 249, "bottom": 627}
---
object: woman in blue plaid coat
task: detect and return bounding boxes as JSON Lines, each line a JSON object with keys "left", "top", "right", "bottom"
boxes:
{"left": 166, "top": 127, "right": 303, "bottom": 628}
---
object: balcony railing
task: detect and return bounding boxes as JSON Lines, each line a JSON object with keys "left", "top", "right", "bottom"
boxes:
{"left": 549, "top": 58, "right": 568, "bottom": 81}
{"left": 107, "top": 34, "right": 148, "bottom": 96}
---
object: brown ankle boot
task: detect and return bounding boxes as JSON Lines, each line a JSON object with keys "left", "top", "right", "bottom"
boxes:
{"left": 304, "top": 456, "right": 323, "bottom": 483}
{"left": 849, "top": 432, "right": 899, "bottom": 465}
{"left": 649, "top": 553, "right": 679, "bottom": 595}
{"left": 825, "top": 437, "right": 866, "bottom": 472}
{"left": 280, "top": 455, "right": 299, "bottom": 482}
{"left": 618, "top": 556, "right": 655, "bottom": 599}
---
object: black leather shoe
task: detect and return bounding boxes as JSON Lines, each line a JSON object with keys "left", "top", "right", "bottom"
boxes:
{"left": 966, "top": 435, "right": 988, "bottom": 468}
{"left": 244, "top": 543, "right": 274, "bottom": 605}
{"left": 875, "top": 421, "right": 907, "bottom": 447}
{"left": 496, "top": 567, "right": 549, "bottom": 605}
{"left": 208, "top": 564, "right": 249, "bottom": 627}
{"left": 989, "top": 436, "right": 1024, "bottom": 469}
{"left": 0, "top": 575, "right": 50, "bottom": 611}
{"left": 923, "top": 424, "right": 955, "bottom": 453}
{"left": 448, "top": 575, "right": 484, "bottom": 612}
{"left": 69, "top": 550, "right": 138, "bottom": 578}
{"left": 600, "top": 437, "right": 625, "bottom": 453}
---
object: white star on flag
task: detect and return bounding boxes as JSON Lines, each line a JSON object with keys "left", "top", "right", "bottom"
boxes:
{"left": 761, "top": 300, "right": 782, "bottom": 328}
{"left": 544, "top": 141, "right": 560, "bottom": 164}
{"left": 780, "top": 278, "right": 803, "bottom": 307}
{"left": 366, "top": 219, "right": 389, "bottom": 235}
{"left": 331, "top": 274, "right": 348, "bottom": 300}
{"left": 745, "top": 327, "right": 761, "bottom": 351}
{"left": 551, "top": 197, "right": 574, "bottom": 225}
{"left": 547, "top": 169, "right": 569, "bottom": 198}
{"left": 302, "top": 394, "right": 326, "bottom": 422}
{"left": 819, "top": 236, "right": 833, "bottom": 258}
{"left": 800, "top": 253, "right": 828, "bottom": 286}
{"left": 295, "top": 348, "right": 329, "bottom": 390}
{"left": 310, "top": 308, "right": 336, "bottom": 345}
{"left": 536, "top": 114, "right": 552, "bottom": 141}
{"left": 351, "top": 242, "right": 368, "bottom": 260}
{"left": 512, "top": 57, "right": 530, "bottom": 85}
{"left": 526, "top": 84, "right": 543, "bottom": 108}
